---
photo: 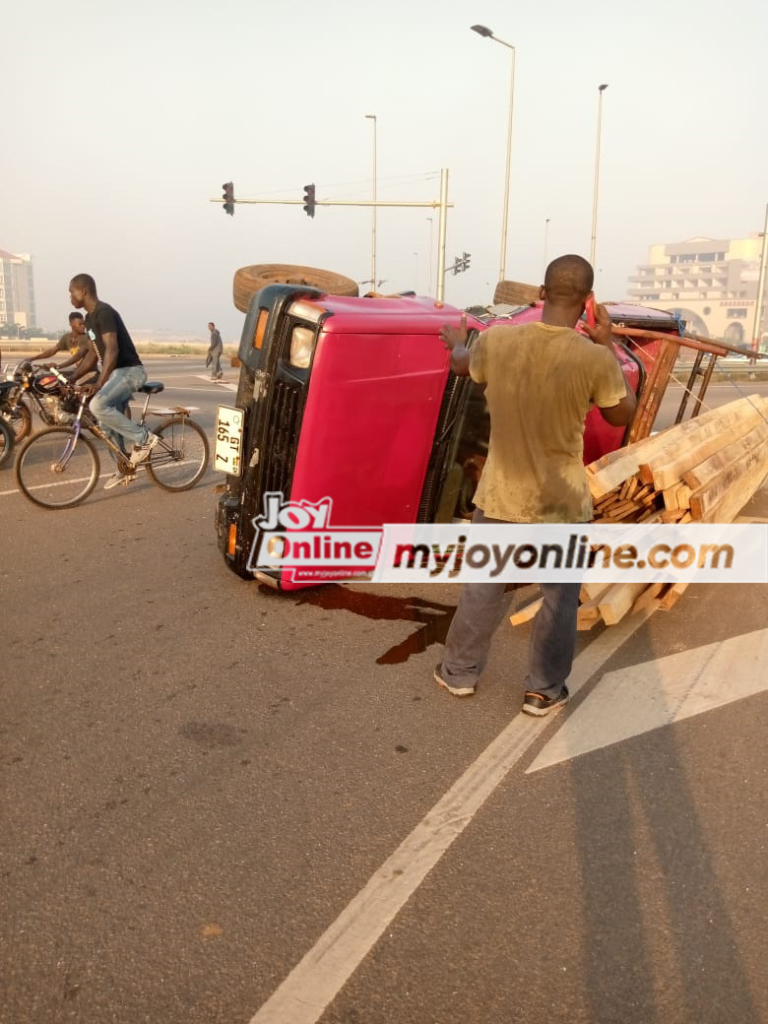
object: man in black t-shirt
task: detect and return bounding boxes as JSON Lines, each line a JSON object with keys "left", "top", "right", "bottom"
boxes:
{"left": 70, "top": 273, "right": 159, "bottom": 489}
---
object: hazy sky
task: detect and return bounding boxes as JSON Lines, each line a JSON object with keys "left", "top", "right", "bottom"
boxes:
{"left": 4, "top": 0, "right": 766, "bottom": 341}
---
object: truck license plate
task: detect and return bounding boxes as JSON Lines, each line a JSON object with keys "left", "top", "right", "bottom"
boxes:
{"left": 215, "top": 406, "right": 244, "bottom": 476}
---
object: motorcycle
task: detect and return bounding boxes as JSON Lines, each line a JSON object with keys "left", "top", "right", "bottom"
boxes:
{"left": 0, "top": 363, "right": 78, "bottom": 441}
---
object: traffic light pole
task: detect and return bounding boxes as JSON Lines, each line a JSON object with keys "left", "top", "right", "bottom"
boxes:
{"left": 211, "top": 168, "right": 453, "bottom": 301}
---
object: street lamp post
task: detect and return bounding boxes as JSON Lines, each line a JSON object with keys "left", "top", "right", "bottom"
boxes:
{"left": 590, "top": 84, "right": 609, "bottom": 268}
{"left": 471, "top": 25, "right": 516, "bottom": 282}
{"left": 365, "top": 114, "right": 378, "bottom": 290}
{"left": 426, "top": 217, "right": 434, "bottom": 295}
{"left": 542, "top": 217, "right": 550, "bottom": 278}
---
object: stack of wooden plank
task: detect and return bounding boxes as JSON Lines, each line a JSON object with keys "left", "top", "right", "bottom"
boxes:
{"left": 511, "top": 395, "right": 768, "bottom": 631}
{"left": 587, "top": 395, "right": 768, "bottom": 525}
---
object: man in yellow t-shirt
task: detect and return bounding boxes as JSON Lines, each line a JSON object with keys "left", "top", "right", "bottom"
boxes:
{"left": 435, "top": 254, "right": 636, "bottom": 715}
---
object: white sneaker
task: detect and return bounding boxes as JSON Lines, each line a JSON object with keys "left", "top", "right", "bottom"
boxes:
{"left": 130, "top": 433, "right": 160, "bottom": 465}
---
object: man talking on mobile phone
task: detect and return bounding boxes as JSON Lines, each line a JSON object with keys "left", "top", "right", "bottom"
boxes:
{"left": 435, "top": 255, "right": 636, "bottom": 715}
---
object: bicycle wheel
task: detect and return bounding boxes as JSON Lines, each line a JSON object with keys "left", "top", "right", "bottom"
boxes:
{"left": 1, "top": 401, "right": 32, "bottom": 443}
{"left": 0, "top": 417, "right": 12, "bottom": 469}
{"left": 14, "top": 427, "right": 100, "bottom": 509}
{"left": 145, "top": 416, "right": 209, "bottom": 492}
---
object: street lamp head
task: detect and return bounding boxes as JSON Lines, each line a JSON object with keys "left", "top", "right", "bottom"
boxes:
{"left": 599, "top": 83, "right": 609, "bottom": 91}
{"left": 365, "top": 113, "right": 376, "bottom": 120}
{"left": 471, "top": 24, "right": 494, "bottom": 37}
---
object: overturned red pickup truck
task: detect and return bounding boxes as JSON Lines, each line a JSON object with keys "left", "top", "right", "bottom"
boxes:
{"left": 215, "top": 281, "right": 683, "bottom": 588}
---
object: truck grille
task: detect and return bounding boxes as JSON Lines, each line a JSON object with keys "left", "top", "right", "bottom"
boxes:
{"left": 261, "top": 377, "right": 303, "bottom": 498}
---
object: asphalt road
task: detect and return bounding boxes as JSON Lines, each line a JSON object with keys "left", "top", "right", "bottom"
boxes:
{"left": 2, "top": 359, "right": 767, "bottom": 1024}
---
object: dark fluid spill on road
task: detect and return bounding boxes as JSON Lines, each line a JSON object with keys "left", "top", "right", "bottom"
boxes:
{"left": 258, "top": 584, "right": 455, "bottom": 664}
{"left": 258, "top": 583, "right": 528, "bottom": 665}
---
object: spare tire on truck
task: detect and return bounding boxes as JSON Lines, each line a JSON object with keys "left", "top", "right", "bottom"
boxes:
{"left": 493, "top": 280, "right": 539, "bottom": 307}
{"left": 233, "top": 263, "right": 359, "bottom": 314}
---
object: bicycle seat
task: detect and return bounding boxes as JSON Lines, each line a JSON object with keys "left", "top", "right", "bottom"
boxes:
{"left": 140, "top": 382, "right": 164, "bottom": 394}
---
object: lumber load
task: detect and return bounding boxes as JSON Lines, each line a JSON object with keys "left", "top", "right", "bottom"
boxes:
{"left": 587, "top": 395, "right": 768, "bottom": 499}
{"left": 588, "top": 395, "right": 768, "bottom": 527}
{"left": 511, "top": 395, "right": 768, "bottom": 632}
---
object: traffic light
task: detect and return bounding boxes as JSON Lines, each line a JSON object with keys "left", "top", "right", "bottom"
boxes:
{"left": 222, "top": 181, "right": 235, "bottom": 216}
{"left": 462, "top": 252, "right": 471, "bottom": 271}
{"left": 303, "top": 183, "right": 316, "bottom": 218}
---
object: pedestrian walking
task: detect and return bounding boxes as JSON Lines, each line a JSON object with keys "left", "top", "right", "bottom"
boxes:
{"left": 434, "top": 255, "right": 637, "bottom": 715}
{"left": 206, "top": 321, "right": 223, "bottom": 380}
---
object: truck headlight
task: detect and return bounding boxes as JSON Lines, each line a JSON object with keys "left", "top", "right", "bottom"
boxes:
{"left": 289, "top": 326, "right": 315, "bottom": 368}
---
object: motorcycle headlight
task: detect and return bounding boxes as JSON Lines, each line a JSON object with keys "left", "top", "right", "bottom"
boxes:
{"left": 288, "top": 326, "right": 315, "bottom": 369}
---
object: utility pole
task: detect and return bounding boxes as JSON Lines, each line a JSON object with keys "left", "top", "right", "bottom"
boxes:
{"left": 752, "top": 203, "right": 768, "bottom": 356}
{"left": 365, "top": 114, "right": 378, "bottom": 292}
{"left": 590, "top": 84, "right": 609, "bottom": 267}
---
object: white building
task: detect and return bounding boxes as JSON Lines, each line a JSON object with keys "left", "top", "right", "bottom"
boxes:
{"left": 627, "top": 235, "right": 766, "bottom": 350}
{"left": 0, "top": 249, "right": 37, "bottom": 330}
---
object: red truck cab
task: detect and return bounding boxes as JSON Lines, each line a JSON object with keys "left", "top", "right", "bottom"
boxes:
{"left": 215, "top": 285, "right": 681, "bottom": 588}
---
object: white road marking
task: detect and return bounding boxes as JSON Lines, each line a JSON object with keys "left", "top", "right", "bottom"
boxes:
{"left": 162, "top": 385, "right": 237, "bottom": 394}
{"left": 526, "top": 626, "right": 768, "bottom": 773}
{"left": 1, "top": 470, "right": 111, "bottom": 498}
{"left": 194, "top": 374, "right": 238, "bottom": 391}
{"left": 248, "top": 608, "right": 654, "bottom": 1024}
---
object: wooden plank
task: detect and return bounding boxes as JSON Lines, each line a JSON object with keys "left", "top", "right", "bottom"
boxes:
{"left": 577, "top": 606, "right": 603, "bottom": 630}
{"left": 690, "top": 445, "right": 768, "bottom": 519}
{"left": 699, "top": 458, "right": 768, "bottom": 523}
{"left": 663, "top": 484, "right": 692, "bottom": 510}
{"left": 637, "top": 507, "right": 662, "bottom": 523}
{"left": 659, "top": 582, "right": 690, "bottom": 611}
{"left": 597, "top": 582, "right": 650, "bottom": 625}
{"left": 581, "top": 581, "right": 612, "bottom": 600}
{"left": 602, "top": 499, "right": 640, "bottom": 517}
{"left": 510, "top": 596, "right": 543, "bottom": 626}
{"left": 682, "top": 421, "right": 768, "bottom": 491}
{"left": 594, "top": 490, "right": 622, "bottom": 510}
{"left": 577, "top": 585, "right": 613, "bottom": 630}
{"left": 608, "top": 504, "right": 645, "bottom": 522}
{"left": 630, "top": 582, "right": 666, "bottom": 614}
{"left": 660, "top": 508, "right": 688, "bottom": 523}
{"left": 627, "top": 337, "right": 680, "bottom": 444}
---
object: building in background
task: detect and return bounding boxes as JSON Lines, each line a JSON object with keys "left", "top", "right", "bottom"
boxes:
{"left": 627, "top": 235, "right": 766, "bottom": 350}
{"left": 0, "top": 249, "right": 37, "bottom": 330}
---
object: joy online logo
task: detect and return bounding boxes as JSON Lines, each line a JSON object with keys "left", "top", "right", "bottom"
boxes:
{"left": 246, "top": 493, "right": 383, "bottom": 579}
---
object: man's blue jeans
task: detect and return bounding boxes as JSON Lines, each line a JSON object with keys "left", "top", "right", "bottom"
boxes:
{"left": 89, "top": 365, "right": 149, "bottom": 462}
{"left": 440, "top": 509, "right": 581, "bottom": 699}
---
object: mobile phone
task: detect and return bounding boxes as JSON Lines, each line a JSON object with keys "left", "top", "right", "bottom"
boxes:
{"left": 585, "top": 295, "right": 596, "bottom": 328}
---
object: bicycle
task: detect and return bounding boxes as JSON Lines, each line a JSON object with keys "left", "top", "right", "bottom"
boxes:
{"left": 14, "top": 379, "right": 210, "bottom": 509}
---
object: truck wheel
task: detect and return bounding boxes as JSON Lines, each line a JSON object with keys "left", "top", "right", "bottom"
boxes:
{"left": 493, "top": 280, "right": 540, "bottom": 307}
{"left": 233, "top": 264, "right": 359, "bottom": 314}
